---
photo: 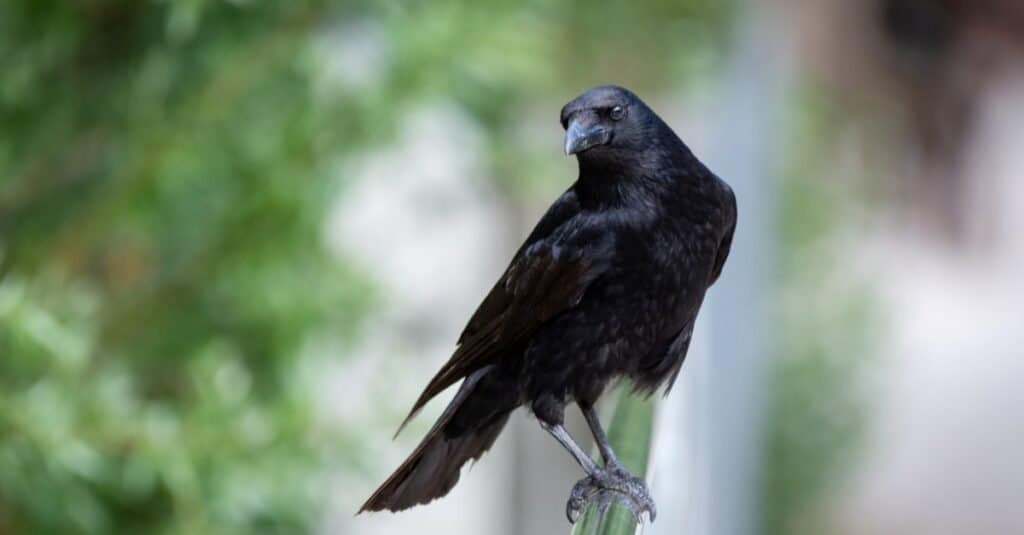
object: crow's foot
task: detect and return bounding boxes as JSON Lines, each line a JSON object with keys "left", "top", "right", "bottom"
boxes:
{"left": 565, "top": 463, "right": 656, "bottom": 524}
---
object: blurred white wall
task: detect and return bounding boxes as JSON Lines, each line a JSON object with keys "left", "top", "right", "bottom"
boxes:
{"left": 829, "top": 68, "right": 1024, "bottom": 535}
{"left": 319, "top": 103, "right": 515, "bottom": 535}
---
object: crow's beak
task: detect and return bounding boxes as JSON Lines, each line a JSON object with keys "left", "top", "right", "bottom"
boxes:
{"left": 564, "top": 114, "right": 611, "bottom": 155}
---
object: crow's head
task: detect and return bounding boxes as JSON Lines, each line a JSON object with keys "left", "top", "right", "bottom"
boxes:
{"left": 560, "top": 85, "right": 666, "bottom": 158}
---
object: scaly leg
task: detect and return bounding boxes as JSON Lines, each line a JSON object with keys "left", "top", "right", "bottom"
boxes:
{"left": 539, "top": 421, "right": 600, "bottom": 474}
{"left": 580, "top": 402, "right": 619, "bottom": 467}
{"left": 540, "top": 408, "right": 657, "bottom": 524}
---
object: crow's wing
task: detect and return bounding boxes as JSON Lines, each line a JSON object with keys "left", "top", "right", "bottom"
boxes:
{"left": 709, "top": 181, "right": 737, "bottom": 286}
{"left": 396, "top": 191, "right": 609, "bottom": 433}
{"left": 458, "top": 190, "right": 581, "bottom": 344}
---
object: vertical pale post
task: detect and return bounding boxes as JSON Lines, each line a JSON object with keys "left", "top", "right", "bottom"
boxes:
{"left": 648, "top": 4, "right": 790, "bottom": 535}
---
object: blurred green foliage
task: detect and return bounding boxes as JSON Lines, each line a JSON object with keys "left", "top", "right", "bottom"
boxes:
{"left": 0, "top": 1, "right": 736, "bottom": 534}
{"left": 1, "top": 2, "right": 374, "bottom": 534}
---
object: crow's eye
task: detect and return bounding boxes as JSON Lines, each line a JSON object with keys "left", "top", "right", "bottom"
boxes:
{"left": 609, "top": 105, "right": 625, "bottom": 121}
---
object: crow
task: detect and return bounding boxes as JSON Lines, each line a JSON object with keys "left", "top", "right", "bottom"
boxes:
{"left": 359, "top": 85, "right": 736, "bottom": 523}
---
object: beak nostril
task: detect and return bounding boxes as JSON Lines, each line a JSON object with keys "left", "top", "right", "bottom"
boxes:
{"left": 564, "top": 121, "right": 585, "bottom": 155}
{"left": 564, "top": 116, "right": 612, "bottom": 156}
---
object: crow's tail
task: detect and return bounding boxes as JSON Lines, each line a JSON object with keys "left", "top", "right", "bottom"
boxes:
{"left": 358, "top": 367, "right": 514, "bottom": 513}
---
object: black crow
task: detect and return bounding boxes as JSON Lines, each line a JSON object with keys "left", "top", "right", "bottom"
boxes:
{"left": 359, "top": 85, "right": 736, "bottom": 523}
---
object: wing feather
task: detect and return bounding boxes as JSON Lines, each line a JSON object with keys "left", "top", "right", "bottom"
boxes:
{"left": 396, "top": 247, "right": 601, "bottom": 433}
{"left": 709, "top": 181, "right": 737, "bottom": 286}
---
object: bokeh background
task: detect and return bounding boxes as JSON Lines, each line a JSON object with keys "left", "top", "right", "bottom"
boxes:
{"left": 3, "top": 1, "right": 1023, "bottom": 534}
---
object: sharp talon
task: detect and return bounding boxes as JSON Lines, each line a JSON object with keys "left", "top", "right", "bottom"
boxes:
{"left": 567, "top": 503, "right": 581, "bottom": 524}
{"left": 562, "top": 466, "right": 657, "bottom": 525}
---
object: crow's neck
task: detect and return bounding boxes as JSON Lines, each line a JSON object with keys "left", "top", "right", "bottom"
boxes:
{"left": 573, "top": 150, "right": 709, "bottom": 211}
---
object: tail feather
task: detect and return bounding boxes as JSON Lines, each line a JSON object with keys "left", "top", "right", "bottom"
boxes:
{"left": 359, "top": 366, "right": 514, "bottom": 513}
{"left": 359, "top": 412, "right": 509, "bottom": 512}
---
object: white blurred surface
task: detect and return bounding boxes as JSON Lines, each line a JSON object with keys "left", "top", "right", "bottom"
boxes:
{"left": 320, "top": 103, "right": 514, "bottom": 535}
{"left": 831, "top": 69, "right": 1024, "bottom": 535}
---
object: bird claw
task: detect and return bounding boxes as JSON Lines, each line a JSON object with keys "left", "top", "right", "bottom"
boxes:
{"left": 565, "top": 464, "right": 657, "bottom": 524}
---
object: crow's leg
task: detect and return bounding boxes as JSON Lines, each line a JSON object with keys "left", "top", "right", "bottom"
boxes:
{"left": 580, "top": 402, "right": 619, "bottom": 467}
{"left": 573, "top": 402, "right": 656, "bottom": 523}
{"left": 540, "top": 409, "right": 657, "bottom": 524}
{"left": 539, "top": 421, "right": 601, "bottom": 474}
